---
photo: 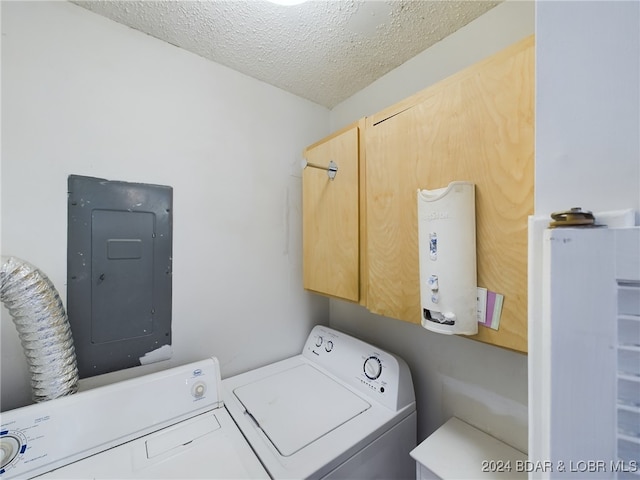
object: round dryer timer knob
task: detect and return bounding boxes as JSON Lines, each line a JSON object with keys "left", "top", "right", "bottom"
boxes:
{"left": 363, "top": 356, "right": 382, "bottom": 380}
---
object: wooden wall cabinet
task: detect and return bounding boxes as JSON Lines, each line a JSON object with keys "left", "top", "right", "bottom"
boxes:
{"left": 302, "top": 120, "right": 366, "bottom": 303}
{"left": 303, "top": 36, "right": 534, "bottom": 353}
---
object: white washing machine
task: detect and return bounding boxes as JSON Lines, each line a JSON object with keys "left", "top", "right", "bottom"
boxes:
{"left": 0, "top": 357, "right": 269, "bottom": 479}
{"left": 223, "top": 325, "right": 417, "bottom": 480}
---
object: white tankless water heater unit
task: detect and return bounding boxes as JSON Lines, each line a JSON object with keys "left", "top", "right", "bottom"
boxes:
{"left": 417, "top": 182, "right": 477, "bottom": 335}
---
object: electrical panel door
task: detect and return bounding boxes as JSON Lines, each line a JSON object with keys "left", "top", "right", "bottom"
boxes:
{"left": 67, "top": 175, "right": 172, "bottom": 378}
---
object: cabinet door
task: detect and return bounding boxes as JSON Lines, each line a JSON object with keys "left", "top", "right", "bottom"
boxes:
{"left": 302, "top": 123, "right": 361, "bottom": 302}
{"left": 365, "top": 36, "right": 534, "bottom": 352}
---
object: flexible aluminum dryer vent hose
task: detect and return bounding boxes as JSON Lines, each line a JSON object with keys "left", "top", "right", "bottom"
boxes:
{"left": 0, "top": 256, "right": 79, "bottom": 402}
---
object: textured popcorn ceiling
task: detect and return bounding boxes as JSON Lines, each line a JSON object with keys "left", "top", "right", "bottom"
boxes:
{"left": 72, "top": 1, "right": 501, "bottom": 108}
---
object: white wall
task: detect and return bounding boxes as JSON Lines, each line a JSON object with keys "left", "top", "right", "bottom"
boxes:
{"left": 535, "top": 0, "right": 640, "bottom": 218}
{"left": 0, "top": 1, "right": 330, "bottom": 411}
{"left": 329, "top": 0, "right": 535, "bottom": 453}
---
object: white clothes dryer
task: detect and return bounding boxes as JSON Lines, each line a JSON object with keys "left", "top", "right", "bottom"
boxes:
{"left": 223, "top": 325, "right": 417, "bottom": 480}
{"left": 0, "top": 358, "right": 268, "bottom": 479}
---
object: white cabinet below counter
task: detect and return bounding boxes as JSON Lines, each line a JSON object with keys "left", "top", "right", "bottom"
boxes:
{"left": 410, "top": 417, "right": 527, "bottom": 480}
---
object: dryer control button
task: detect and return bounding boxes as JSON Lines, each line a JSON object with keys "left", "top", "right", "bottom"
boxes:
{"left": 191, "top": 381, "right": 207, "bottom": 399}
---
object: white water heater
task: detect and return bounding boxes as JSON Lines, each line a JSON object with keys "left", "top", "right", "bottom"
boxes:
{"left": 417, "top": 182, "right": 477, "bottom": 335}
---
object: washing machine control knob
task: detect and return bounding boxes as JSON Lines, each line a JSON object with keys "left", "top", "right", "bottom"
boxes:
{"left": 315, "top": 336, "right": 323, "bottom": 347}
{"left": 0, "top": 435, "right": 22, "bottom": 469}
{"left": 363, "top": 356, "right": 382, "bottom": 380}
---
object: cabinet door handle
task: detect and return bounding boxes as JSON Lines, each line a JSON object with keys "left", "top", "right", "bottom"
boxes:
{"left": 302, "top": 159, "right": 338, "bottom": 180}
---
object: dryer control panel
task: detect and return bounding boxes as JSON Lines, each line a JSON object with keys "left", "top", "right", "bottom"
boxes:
{"left": 0, "top": 358, "right": 222, "bottom": 480}
{"left": 303, "top": 326, "right": 415, "bottom": 411}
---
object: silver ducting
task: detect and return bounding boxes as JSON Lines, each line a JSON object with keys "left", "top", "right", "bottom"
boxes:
{"left": 0, "top": 256, "right": 78, "bottom": 402}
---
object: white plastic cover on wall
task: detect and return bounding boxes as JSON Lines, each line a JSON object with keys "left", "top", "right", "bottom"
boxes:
{"left": 417, "top": 182, "right": 477, "bottom": 335}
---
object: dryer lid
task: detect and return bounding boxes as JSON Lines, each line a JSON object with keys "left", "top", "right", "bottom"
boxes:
{"left": 232, "top": 364, "right": 371, "bottom": 457}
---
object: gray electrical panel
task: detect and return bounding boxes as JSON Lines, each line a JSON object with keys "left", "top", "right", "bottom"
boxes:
{"left": 67, "top": 175, "right": 173, "bottom": 378}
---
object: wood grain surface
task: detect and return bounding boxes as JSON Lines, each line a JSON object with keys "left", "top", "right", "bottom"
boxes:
{"left": 365, "top": 36, "right": 534, "bottom": 352}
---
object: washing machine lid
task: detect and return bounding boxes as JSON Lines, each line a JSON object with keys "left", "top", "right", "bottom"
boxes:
{"left": 232, "top": 364, "right": 371, "bottom": 457}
